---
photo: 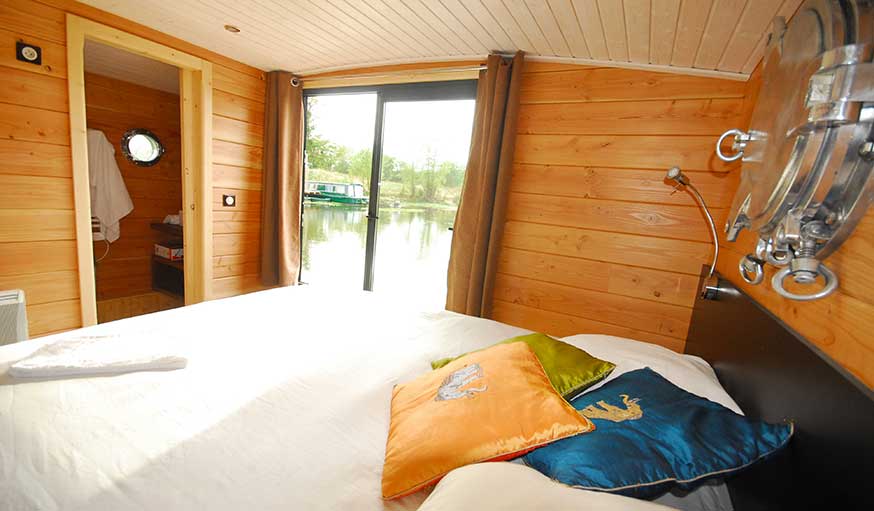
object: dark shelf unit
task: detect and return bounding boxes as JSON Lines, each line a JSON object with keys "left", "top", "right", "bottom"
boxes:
{"left": 150, "top": 223, "right": 184, "bottom": 299}
{"left": 150, "top": 222, "right": 183, "bottom": 236}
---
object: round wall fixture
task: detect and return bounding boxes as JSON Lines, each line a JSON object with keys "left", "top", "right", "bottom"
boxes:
{"left": 121, "top": 129, "right": 165, "bottom": 167}
{"left": 717, "top": 0, "right": 874, "bottom": 301}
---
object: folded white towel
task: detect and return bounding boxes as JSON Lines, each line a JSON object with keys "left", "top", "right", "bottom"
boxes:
{"left": 9, "top": 334, "right": 187, "bottom": 378}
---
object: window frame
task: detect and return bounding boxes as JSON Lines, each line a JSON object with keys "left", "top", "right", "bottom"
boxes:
{"left": 301, "top": 79, "right": 478, "bottom": 290}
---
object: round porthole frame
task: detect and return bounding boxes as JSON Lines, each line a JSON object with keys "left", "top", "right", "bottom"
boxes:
{"left": 120, "top": 128, "right": 165, "bottom": 167}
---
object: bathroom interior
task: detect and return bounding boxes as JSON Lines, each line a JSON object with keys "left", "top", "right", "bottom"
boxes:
{"left": 84, "top": 41, "right": 185, "bottom": 323}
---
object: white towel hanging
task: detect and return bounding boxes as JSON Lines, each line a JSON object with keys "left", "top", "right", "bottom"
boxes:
{"left": 88, "top": 129, "right": 133, "bottom": 243}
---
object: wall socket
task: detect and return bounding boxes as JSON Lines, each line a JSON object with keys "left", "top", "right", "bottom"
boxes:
{"left": 16, "top": 42, "right": 41, "bottom": 65}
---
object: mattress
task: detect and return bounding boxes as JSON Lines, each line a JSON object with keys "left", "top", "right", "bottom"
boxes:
{"left": 0, "top": 286, "right": 529, "bottom": 510}
{"left": 0, "top": 286, "right": 737, "bottom": 510}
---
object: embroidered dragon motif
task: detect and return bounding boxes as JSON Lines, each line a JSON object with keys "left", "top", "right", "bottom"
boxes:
{"left": 435, "top": 364, "right": 488, "bottom": 401}
{"left": 581, "top": 394, "right": 643, "bottom": 422}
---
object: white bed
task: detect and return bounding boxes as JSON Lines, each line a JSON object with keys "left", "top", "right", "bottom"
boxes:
{"left": 0, "top": 286, "right": 737, "bottom": 510}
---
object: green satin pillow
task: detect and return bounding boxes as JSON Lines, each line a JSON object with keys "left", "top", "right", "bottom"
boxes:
{"left": 431, "top": 333, "right": 615, "bottom": 400}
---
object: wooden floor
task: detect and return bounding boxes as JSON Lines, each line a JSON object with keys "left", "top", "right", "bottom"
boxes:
{"left": 96, "top": 291, "right": 183, "bottom": 324}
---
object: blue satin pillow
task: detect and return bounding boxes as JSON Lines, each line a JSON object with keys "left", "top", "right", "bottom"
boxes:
{"left": 523, "top": 368, "right": 793, "bottom": 499}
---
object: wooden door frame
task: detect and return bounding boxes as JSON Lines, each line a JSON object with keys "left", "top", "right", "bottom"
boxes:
{"left": 66, "top": 14, "right": 213, "bottom": 327}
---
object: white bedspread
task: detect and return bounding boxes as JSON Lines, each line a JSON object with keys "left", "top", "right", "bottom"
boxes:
{"left": 0, "top": 286, "right": 740, "bottom": 511}
{"left": 0, "top": 286, "right": 529, "bottom": 511}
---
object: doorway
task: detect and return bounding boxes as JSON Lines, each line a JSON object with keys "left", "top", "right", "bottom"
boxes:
{"left": 66, "top": 15, "right": 212, "bottom": 327}
{"left": 301, "top": 81, "right": 477, "bottom": 310}
{"left": 83, "top": 41, "right": 185, "bottom": 323}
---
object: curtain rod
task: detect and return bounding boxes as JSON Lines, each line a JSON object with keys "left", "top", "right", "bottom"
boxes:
{"left": 299, "top": 65, "right": 487, "bottom": 83}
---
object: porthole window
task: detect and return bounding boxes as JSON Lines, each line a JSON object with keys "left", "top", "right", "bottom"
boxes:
{"left": 121, "top": 129, "right": 164, "bottom": 167}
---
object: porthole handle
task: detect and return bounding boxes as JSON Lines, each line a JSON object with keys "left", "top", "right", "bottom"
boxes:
{"left": 716, "top": 129, "right": 749, "bottom": 162}
{"left": 739, "top": 254, "right": 764, "bottom": 285}
{"left": 771, "top": 262, "right": 839, "bottom": 301}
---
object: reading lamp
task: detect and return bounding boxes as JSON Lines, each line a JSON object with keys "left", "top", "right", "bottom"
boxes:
{"left": 665, "top": 166, "right": 720, "bottom": 299}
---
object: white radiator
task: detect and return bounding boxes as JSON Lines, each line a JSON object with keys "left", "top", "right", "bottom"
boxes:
{"left": 0, "top": 290, "right": 28, "bottom": 345}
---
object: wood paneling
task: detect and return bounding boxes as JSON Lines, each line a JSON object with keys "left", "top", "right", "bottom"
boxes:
{"left": 498, "top": 247, "right": 699, "bottom": 307}
{"left": 0, "top": 102, "right": 71, "bottom": 146}
{"left": 208, "top": 55, "right": 264, "bottom": 300}
{"left": 1, "top": 0, "right": 266, "bottom": 336}
{"left": 0, "top": 138, "right": 72, "bottom": 178}
{"left": 515, "top": 133, "right": 736, "bottom": 172}
{"left": 75, "top": 0, "right": 789, "bottom": 79}
{"left": 517, "top": 98, "right": 743, "bottom": 136}
{"left": 1, "top": 0, "right": 66, "bottom": 44}
{"left": 213, "top": 139, "right": 263, "bottom": 169}
{"left": 213, "top": 254, "right": 259, "bottom": 279}
{"left": 0, "top": 269, "right": 79, "bottom": 305}
{"left": 510, "top": 164, "right": 736, "bottom": 208}
{"left": 694, "top": 0, "right": 748, "bottom": 69}
{"left": 520, "top": 66, "right": 746, "bottom": 104}
{"left": 0, "top": 27, "right": 66, "bottom": 77}
{"left": 0, "top": 240, "right": 78, "bottom": 276}
{"left": 0, "top": 210, "right": 75, "bottom": 242}
{"left": 0, "top": 174, "right": 73, "bottom": 209}
{"left": 492, "top": 299, "right": 685, "bottom": 352}
{"left": 494, "top": 63, "right": 748, "bottom": 351}
{"left": 493, "top": 273, "right": 692, "bottom": 340}
{"left": 27, "top": 299, "right": 80, "bottom": 336}
{"left": 715, "top": 67, "right": 874, "bottom": 390}
{"left": 0, "top": 66, "right": 68, "bottom": 112}
{"left": 85, "top": 72, "right": 182, "bottom": 302}
{"left": 502, "top": 221, "right": 712, "bottom": 276}
{"left": 214, "top": 89, "right": 265, "bottom": 125}
{"left": 212, "top": 273, "right": 263, "bottom": 299}
{"left": 506, "top": 192, "right": 720, "bottom": 242}
{"left": 650, "top": 0, "right": 681, "bottom": 65}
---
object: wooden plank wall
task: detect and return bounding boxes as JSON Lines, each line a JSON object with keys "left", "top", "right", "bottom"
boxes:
{"left": 491, "top": 62, "right": 750, "bottom": 352}
{"left": 0, "top": 0, "right": 266, "bottom": 336}
{"left": 716, "top": 68, "right": 874, "bottom": 390}
{"left": 85, "top": 72, "right": 182, "bottom": 302}
{"left": 211, "top": 65, "right": 266, "bottom": 298}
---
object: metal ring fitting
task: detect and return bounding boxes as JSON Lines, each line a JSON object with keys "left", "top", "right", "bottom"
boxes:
{"left": 739, "top": 255, "right": 765, "bottom": 285}
{"left": 771, "top": 261, "right": 839, "bottom": 301}
{"left": 716, "top": 129, "right": 747, "bottom": 162}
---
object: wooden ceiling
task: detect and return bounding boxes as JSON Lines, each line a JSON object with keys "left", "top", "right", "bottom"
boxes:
{"left": 84, "top": 40, "right": 180, "bottom": 94}
{"left": 80, "top": 0, "right": 802, "bottom": 79}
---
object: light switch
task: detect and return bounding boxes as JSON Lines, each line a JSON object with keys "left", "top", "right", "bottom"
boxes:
{"left": 222, "top": 194, "right": 236, "bottom": 207}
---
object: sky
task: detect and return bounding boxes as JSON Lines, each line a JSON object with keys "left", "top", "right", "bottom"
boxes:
{"left": 307, "top": 94, "right": 476, "bottom": 167}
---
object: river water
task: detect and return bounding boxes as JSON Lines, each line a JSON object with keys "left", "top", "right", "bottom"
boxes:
{"left": 301, "top": 203, "right": 457, "bottom": 311}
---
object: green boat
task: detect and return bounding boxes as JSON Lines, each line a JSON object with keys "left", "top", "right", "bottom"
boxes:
{"left": 304, "top": 181, "right": 368, "bottom": 205}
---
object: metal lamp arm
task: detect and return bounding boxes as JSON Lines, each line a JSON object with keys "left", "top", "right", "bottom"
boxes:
{"left": 665, "top": 166, "right": 720, "bottom": 298}
{"left": 685, "top": 182, "right": 719, "bottom": 278}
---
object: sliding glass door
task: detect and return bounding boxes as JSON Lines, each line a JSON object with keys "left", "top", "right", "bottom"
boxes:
{"left": 372, "top": 99, "right": 475, "bottom": 309}
{"left": 301, "top": 81, "right": 477, "bottom": 308}
{"left": 300, "top": 92, "right": 376, "bottom": 290}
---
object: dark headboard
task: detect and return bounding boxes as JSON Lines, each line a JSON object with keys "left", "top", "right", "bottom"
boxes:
{"left": 685, "top": 273, "right": 874, "bottom": 510}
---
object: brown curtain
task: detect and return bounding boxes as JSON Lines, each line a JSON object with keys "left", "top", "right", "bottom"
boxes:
{"left": 261, "top": 71, "right": 304, "bottom": 287}
{"left": 446, "top": 52, "right": 525, "bottom": 317}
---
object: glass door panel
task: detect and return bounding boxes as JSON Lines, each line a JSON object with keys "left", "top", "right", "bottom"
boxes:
{"left": 371, "top": 99, "right": 476, "bottom": 310}
{"left": 300, "top": 93, "right": 376, "bottom": 289}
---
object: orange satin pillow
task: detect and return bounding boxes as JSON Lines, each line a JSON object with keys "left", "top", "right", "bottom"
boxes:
{"left": 381, "top": 342, "right": 595, "bottom": 500}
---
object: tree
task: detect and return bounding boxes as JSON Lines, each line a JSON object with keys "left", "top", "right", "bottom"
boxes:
{"left": 306, "top": 137, "right": 338, "bottom": 171}
{"left": 421, "top": 151, "right": 439, "bottom": 202}
{"left": 381, "top": 155, "right": 402, "bottom": 182}
{"left": 349, "top": 149, "right": 372, "bottom": 187}
{"left": 439, "top": 161, "right": 464, "bottom": 188}
{"left": 401, "top": 161, "right": 418, "bottom": 199}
